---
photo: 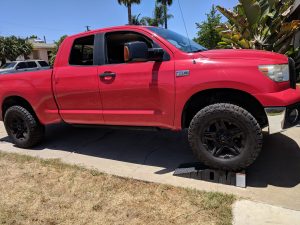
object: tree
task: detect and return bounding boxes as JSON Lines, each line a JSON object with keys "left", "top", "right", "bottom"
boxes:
{"left": 49, "top": 35, "right": 67, "bottom": 66}
{"left": 131, "top": 14, "right": 143, "bottom": 25}
{"left": 28, "top": 35, "right": 38, "bottom": 39}
{"left": 141, "top": 3, "right": 173, "bottom": 27}
{"left": 0, "top": 36, "right": 33, "bottom": 66}
{"left": 216, "top": 0, "right": 300, "bottom": 53}
{"left": 156, "top": 0, "right": 173, "bottom": 29}
{"left": 216, "top": 0, "right": 300, "bottom": 75}
{"left": 17, "top": 37, "right": 32, "bottom": 59}
{"left": 194, "top": 5, "right": 222, "bottom": 49}
{"left": 117, "top": 0, "right": 141, "bottom": 25}
{"left": 0, "top": 37, "right": 6, "bottom": 66}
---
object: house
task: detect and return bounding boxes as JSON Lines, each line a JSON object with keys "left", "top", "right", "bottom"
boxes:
{"left": 27, "top": 38, "right": 55, "bottom": 63}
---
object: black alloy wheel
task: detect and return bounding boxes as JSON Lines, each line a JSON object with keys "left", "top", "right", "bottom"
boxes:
{"left": 188, "top": 103, "right": 263, "bottom": 171}
{"left": 4, "top": 106, "right": 45, "bottom": 148}
{"left": 7, "top": 115, "right": 29, "bottom": 142}
{"left": 201, "top": 119, "right": 246, "bottom": 160}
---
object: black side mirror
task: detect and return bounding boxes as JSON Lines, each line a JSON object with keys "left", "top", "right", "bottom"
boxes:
{"left": 124, "top": 41, "right": 164, "bottom": 63}
{"left": 124, "top": 41, "right": 148, "bottom": 62}
{"left": 148, "top": 48, "right": 164, "bottom": 62}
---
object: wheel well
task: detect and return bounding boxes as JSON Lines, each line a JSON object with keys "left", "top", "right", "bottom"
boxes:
{"left": 2, "top": 96, "right": 38, "bottom": 121}
{"left": 182, "top": 89, "right": 268, "bottom": 129}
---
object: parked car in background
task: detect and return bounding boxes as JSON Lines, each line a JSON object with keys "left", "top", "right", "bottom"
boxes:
{"left": 0, "top": 60, "right": 50, "bottom": 75}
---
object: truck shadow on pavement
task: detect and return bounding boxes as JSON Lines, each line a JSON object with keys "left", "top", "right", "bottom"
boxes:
{"left": 1, "top": 123, "right": 300, "bottom": 188}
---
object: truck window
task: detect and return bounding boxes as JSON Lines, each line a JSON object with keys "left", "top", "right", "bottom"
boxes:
{"left": 105, "top": 32, "right": 154, "bottom": 65}
{"left": 69, "top": 35, "right": 94, "bottom": 66}
{"left": 147, "top": 27, "right": 207, "bottom": 53}
{"left": 27, "top": 61, "right": 38, "bottom": 68}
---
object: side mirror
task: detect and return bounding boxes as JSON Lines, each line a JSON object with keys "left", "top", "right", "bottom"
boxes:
{"left": 124, "top": 41, "right": 164, "bottom": 63}
{"left": 148, "top": 48, "right": 164, "bottom": 62}
{"left": 124, "top": 41, "right": 148, "bottom": 62}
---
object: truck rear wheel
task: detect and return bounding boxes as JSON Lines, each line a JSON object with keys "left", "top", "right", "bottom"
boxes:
{"left": 4, "top": 106, "right": 45, "bottom": 148}
{"left": 188, "top": 103, "right": 263, "bottom": 171}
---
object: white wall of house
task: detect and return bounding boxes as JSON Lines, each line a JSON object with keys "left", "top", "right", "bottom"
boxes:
{"left": 28, "top": 49, "right": 51, "bottom": 63}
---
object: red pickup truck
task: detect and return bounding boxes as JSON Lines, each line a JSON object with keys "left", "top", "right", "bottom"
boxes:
{"left": 0, "top": 26, "right": 299, "bottom": 171}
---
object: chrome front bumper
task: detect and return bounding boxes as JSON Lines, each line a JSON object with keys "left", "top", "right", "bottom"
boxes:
{"left": 265, "top": 107, "right": 286, "bottom": 134}
{"left": 265, "top": 104, "right": 300, "bottom": 134}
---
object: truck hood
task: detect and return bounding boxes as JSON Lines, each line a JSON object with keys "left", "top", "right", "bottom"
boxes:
{"left": 199, "top": 49, "right": 288, "bottom": 63}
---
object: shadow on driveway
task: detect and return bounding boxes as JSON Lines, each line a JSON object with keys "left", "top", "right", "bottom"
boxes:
{"left": 1, "top": 123, "right": 300, "bottom": 188}
{"left": 247, "top": 133, "right": 300, "bottom": 188}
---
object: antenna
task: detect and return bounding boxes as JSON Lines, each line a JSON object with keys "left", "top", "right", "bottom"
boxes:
{"left": 178, "top": 0, "right": 193, "bottom": 53}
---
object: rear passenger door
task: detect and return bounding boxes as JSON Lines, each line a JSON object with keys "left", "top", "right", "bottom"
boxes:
{"left": 53, "top": 35, "right": 104, "bottom": 125}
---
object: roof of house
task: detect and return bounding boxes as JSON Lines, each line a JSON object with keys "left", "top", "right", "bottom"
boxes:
{"left": 32, "top": 42, "right": 55, "bottom": 50}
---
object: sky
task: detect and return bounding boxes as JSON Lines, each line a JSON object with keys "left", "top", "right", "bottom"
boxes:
{"left": 0, "top": 0, "right": 238, "bottom": 43}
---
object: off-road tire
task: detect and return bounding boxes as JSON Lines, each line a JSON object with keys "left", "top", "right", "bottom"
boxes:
{"left": 4, "top": 106, "right": 45, "bottom": 148}
{"left": 188, "top": 103, "right": 263, "bottom": 171}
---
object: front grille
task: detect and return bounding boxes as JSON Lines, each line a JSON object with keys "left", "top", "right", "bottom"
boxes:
{"left": 289, "top": 57, "right": 297, "bottom": 89}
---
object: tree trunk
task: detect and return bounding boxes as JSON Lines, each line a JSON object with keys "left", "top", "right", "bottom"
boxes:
{"left": 128, "top": 4, "right": 132, "bottom": 25}
{"left": 164, "top": 4, "right": 168, "bottom": 29}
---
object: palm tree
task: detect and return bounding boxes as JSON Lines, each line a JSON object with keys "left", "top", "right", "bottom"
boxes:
{"left": 156, "top": 0, "right": 173, "bottom": 29}
{"left": 141, "top": 3, "right": 173, "bottom": 27}
{"left": 131, "top": 14, "right": 142, "bottom": 25}
{"left": 117, "top": 0, "right": 141, "bottom": 25}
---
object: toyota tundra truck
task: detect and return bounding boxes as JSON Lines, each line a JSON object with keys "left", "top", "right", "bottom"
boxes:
{"left": 0, "top": 26, "right": 299, "bottom": 171}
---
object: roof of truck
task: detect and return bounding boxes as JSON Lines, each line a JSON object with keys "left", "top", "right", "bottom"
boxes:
{"left": 67, "top": 25, "right": 154, "bottom": 39}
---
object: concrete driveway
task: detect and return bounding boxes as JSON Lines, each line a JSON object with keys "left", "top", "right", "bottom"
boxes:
{"left": 0, "top": 122, "right": 300, "bottom": 211}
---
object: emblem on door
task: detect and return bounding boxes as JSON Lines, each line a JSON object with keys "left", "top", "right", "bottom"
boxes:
{"left": 176, "top": 70, "right": 190, "bottom": 77}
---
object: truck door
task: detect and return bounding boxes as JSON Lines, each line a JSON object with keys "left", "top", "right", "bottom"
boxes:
{"left": 53, "top": 35, "right": 104, "bottom": 124}
{"left": 96, "top": 31, "right": 175, "bottom": 129}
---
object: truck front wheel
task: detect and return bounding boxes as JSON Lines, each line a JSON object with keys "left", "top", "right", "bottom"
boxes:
{"left": 188, "top": 103, "right": 263, "bottom": 171}
{"left": 4, "top": 106, "right": 45, "bottom": 148}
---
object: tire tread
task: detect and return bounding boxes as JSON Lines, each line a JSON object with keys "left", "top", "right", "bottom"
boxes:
{"left": 188, "top": 103, "right": 263, "bottom": 171}
{"left": 4, "top": 106, "right": 45, "bottom": 148}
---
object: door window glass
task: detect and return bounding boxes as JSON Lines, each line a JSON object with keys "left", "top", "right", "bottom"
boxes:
{"left": 69, "top": 35, "right": 94, "bottom": 66}
{"left": 27, "top": 61, "right": 38, "bottom": 68}
{"left": 105, "top": 31, "right": 166, "bottom": 65}
{"left": 38, "top": 61, "right": 49, "bottom": 67}
{"left": 16, "top": 62, "right": 27, "bottom": 70}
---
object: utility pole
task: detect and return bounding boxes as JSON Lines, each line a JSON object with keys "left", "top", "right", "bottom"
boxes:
{"left": 85, "top": 26, "right": 91, "bottom": 32}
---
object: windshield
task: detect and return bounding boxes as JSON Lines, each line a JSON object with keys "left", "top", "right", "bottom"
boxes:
{"left": 147, "top": 27, "right": 207, "bottom": 53}
{"left": 0, "top": 62, "right": 16, "bottom": 69}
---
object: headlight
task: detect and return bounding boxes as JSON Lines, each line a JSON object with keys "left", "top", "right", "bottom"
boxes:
{"left": 258, "top": 64, "right": 289, "bottom": 82}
